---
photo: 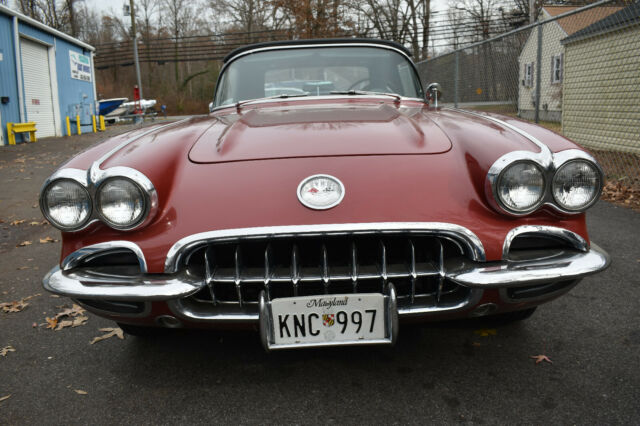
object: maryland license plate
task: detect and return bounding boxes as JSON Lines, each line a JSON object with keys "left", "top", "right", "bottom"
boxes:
{"left": 261, "top": 292, "right": 396, "bottom": 350}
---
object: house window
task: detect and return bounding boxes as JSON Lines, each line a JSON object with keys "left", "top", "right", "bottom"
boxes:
{"left": 523, "top": 62, "right": 534, "bottom": 88}
{"left": 551, "top": 54, "right": 563, "bottom": 83}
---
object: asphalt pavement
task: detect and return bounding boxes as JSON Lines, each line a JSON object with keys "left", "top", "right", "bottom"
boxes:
{"left": 0, "top": 127, "right": 638, "bottom": 424}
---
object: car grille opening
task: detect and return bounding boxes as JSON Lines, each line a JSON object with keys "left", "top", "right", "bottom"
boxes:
{"left": 180, "top": 234, "right": 473, "bottom": 310}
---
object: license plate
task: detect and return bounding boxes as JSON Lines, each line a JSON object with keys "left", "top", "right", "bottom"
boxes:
{"left": 259, "top": 288, "right": 398, "bottom": 350}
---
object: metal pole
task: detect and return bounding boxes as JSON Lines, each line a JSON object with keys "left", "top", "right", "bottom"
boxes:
{"left": 129, "top": 0, "right": 143, "bottom": 100}
{"left": 534, "top": 23, "right": 542, "bottom": 124}
{"left": 529, "top": 0, "right": 535, "bottom": 24}
{"left": 454, "top": 50, "right": 459, "bottom": 108}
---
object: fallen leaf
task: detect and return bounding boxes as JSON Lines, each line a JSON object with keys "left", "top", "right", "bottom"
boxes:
{"left": 0, "top": 346, "right": 16, "bottom": 356}
{"left": 474, "top": 328, "right": 497, "bottom": 337}
{"left": 39, "top": 237, "right": 58, "bottom": 244}
{"left": 531, "top": 354, "right": 553, "bottom": 364}
{"left": 74, "top": 390, "right": 88, "bottom": 395}
{"left": 32, "top": 322, "right": 38, "bottom": 328}
{"left": 16, "top": 266, "right": 29, "bottom": 270}
{"left": 55, "top": 320, "right": 74, "bottom": 331}
{"left": 28, "top": 221, "right": 40, "bottom": 226}
{"left": 90, "top": 328, "right": 124, "bottom": 344}
{"left": 54, "top": 304, "right": 85, "bottom": 319}
{"left": 16, "top": 241, "right": 32, "bottom": 247}
{"left": 14, "top": 157, "right": 26, "bottom": 163}
{"left": 0, "top": 300, "right": 29, "bottom": 313}
{"left": 9, "top": 220, "right": 25, "bottom": 226}
{"left": 471, "top": 342, "right": 482, "bottom": 347}
{"left": 45, "top": 317, "right": 58, "bottom": 330}
{"left": 0, "top": 395, "right": 10, "bottom": 403}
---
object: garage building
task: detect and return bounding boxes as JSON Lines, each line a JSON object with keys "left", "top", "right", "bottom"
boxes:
{"left": 0, "top": 4, "right": 96, "bottom": 145}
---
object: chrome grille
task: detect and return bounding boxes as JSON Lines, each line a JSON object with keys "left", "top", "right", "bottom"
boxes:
{"left": 182, "top": 234, "right": 472, "bottom": 310}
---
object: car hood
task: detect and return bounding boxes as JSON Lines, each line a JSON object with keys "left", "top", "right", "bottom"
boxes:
{"left": 188, "top": 101, "right": 452, "bottom": 163}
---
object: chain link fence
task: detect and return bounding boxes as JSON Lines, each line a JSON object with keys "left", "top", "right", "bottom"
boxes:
{"left": 416, "top": 0, "right": 640, "bottom": 205}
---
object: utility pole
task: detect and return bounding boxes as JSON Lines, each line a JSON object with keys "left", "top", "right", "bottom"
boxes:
{"left": 129, "top": 0, "right": 143, "bottom": 100}
{"left": 529, "top": 0, "right": 535, "bottom": 24}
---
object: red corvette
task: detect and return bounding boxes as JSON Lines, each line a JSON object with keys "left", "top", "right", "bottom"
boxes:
{"left": 41, "top": 39, "right": 609, "bottom": 350}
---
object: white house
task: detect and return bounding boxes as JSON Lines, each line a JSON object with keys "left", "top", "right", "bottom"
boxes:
{"left": 517, "top": 5, "right": 622, "bottom": 122}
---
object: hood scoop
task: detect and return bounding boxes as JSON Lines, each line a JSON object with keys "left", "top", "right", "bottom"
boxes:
{"left": 189, "top": 103, "right": 451, "bottom": 163}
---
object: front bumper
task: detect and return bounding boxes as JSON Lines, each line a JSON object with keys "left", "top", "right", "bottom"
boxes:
{"left": 44, "top": 244, "right": 610, "bottom": 302}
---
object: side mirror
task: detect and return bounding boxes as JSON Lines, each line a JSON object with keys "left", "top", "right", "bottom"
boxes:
{"left": 426, "top": 82, "right": 442, "bottom": 108}
{"left": 208, "top": 102, "right": 214, "bottom": 113}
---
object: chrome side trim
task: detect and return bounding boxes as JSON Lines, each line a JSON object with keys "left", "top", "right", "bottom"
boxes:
{"left": 502, "top": 225, "right": 589, "bottom": 259}
{"left": 92, "top": 119, "right": 190, "bottom": 171}
{"left": 164, "top": 222, "right": 487, "bottom": 273}
{"left": 61, "top": 241, "right": 148, "bottom": 272}
{"left": 448, "top": 243, "right": 609, "bottom": 288}
{"left": 43, "top": 266, "right": 204, "bottom": 301}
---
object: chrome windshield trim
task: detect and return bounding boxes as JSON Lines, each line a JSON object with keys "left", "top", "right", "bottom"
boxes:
{"left": 502, "top": 225, "right": 589, "bottom": 259}
{"left": 164, "top": 222, "right": 486, "bottom": 273}
{"left": 62, "top": 241, "right": 148, "bottom": 272}
{"left": 212, "top": 95, "right": 425, "bottom": 113}
{"left": 212, "top": 43, "right": 425, "bottom": 110}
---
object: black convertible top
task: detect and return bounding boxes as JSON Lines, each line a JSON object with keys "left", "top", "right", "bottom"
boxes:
{"left": 223, "top": 38, "right": 412, "bottom": 63}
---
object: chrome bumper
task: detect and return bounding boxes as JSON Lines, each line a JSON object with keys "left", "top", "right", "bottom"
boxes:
{"left": 43, "top": 244, "right": 610, "bottom": 301}
{"left": 43, "top": 266, "right": 203, "bottom": 301}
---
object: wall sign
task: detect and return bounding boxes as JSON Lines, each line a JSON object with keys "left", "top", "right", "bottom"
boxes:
{"left": 69, "top": 51, "right": 92, "bottom": 82}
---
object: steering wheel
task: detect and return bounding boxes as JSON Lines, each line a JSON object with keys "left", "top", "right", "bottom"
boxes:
{"left": 348, "top": 78, "right": 399, "bottom": 94}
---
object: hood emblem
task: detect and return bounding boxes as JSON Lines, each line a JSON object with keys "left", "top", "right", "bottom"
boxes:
{"left": 297, "top": 174, "right": 345, "bottom": 210}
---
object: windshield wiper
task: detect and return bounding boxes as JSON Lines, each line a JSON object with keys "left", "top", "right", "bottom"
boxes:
{"left": 330, "top": 90, "right": 402, "bottom": 102}
{"left": 235, "top": 93, "right": 309, "bottom": 110}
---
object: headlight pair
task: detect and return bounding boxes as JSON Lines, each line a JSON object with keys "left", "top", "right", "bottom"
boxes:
{"left": 41, "top": 171, "right": 153, "bottom": 231}
{"left": 494, "top": 158, "right": 602, "bottom": 215}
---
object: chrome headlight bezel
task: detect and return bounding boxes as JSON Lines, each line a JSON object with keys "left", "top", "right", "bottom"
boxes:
{"left": 40, "top": 175, "right": 93, "bottom": 232}
{"left": 96, "top": 177, "right": 149, "bottom": 230}
{"left": 551, "top": 158, "right": 603, "bottom": 212}
{"left": 486, "top": 149, "right": 604, "bottom": 216}
{"left": 39, "top": 167, "right": 158, "bottom": 232}
{"left": 495, "top": 160, "right": 546, "bottom": 215}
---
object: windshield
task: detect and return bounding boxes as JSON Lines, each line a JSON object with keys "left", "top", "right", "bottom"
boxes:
{"left": 214, "top": 46, "right": 424, "bottom": 107}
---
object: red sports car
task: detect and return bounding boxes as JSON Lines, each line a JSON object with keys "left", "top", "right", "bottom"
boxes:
{"left": 41, "top": 39, "right": 609, "bottom": 350}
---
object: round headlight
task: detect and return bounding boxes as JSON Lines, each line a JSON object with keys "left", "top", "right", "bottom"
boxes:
{"left": 552, "top": 160, "right": 601, "bottom": 211}
{"left": 496, "top": 162, "right": 545, "bottom": 213}
{"left": 97, "top": 178, "right": 146, "bottom": 229}
{"left": 42, "top": 179, "right": 92, "bottom": 230}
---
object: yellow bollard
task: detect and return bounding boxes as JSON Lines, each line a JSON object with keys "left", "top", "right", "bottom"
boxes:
{"left": 92, "top": 115, "right": 97, "bottom": 133}
{"left": 99, "top": 115, "right": 106, "bottom": 131}
{"left": 66, "top": 116, "right": 71, "bottom": 136}
{"left": 76, "top": 115, "right": 81, "bottom": 135}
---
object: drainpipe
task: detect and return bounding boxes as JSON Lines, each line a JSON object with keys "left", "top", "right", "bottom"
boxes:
{"left": 13, "top": 16, "right": 26, "bottom": 122}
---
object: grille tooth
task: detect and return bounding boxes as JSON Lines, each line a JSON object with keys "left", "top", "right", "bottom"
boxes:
{"left": 204, "top": 246, "right": 217, "bottom": 305}
{"left": 264, "top": 243, "right": 272, "bottom": 300}
{"left": 186, "top": 234, "right": 472, "bottom": 310}
{"left": 408, "top": 239, "right": 416, "bottom": 304}
{"left": 291, "top": 244, "right": 300, "bottom": 296}
{"left": 234, "top": 244, "right": 242, "bottom": 307}
{"left": 321, "top": 244, "right": 329, "bottom": 293}
{"left": 350, "top": 241, "right": 358, "bottom": 292}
